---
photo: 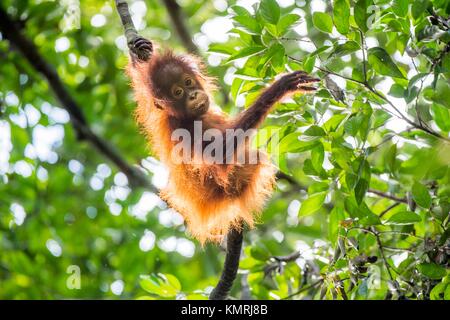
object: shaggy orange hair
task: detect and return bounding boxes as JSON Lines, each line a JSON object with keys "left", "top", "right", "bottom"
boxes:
{"left": 127, "top": 50, "right": 276, "bottom": 244}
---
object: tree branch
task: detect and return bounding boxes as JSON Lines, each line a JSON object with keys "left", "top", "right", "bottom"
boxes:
{"left": 161, "top": 0, "right": 199, "bottom": 55}
{"left": 115, "top": 0, "right": 139, "bottom": 48}
{"left": 287, "top": 55, "right": 450, "bottom": 143}
{"left": 209, "top": 228, "right": 244, "bottom": 300}
{"left": 0, "top": 7, "right": 152, "bottom": 190}
{"left": 276, "top": 171, "right": 306, "bottom": 191}
{"left": 282, "top": 279, "right": 323, "bottom": 300}
{"left": 368, "top": 189, "right": 408, "bottom": 204}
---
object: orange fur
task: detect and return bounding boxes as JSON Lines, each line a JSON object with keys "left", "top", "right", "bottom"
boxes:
{"left": 127, "top": 51, "right": 276, "bottom": 244}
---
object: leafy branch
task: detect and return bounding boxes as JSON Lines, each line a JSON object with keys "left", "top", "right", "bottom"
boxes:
{"left": 0, "top": 6, "right": 153, "bottom": 190}
{"left": 287, "top": 54, "right": 450, "bottom": 143}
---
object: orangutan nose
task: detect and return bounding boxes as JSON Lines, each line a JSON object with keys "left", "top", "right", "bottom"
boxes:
{"left": 189, "top": 91, "right": 198, "bottom": 100}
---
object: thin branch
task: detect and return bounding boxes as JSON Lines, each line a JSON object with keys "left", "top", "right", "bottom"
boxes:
{"left": 161, "top": 0, "right": 199, "bottom": 55}
{"left": 280, "top": 37, "right": 313, "bottom": 43}
{"left": 287, "top": 54, "right": 366, "bottom": 85}
{"left": 358, "top": 29, "right": 367, "bottom": 83}
{"left": 209, "top": 228, "right": 244, "bottom": 300}
{"left": 0, "top": 7, "right": 152, "bottom": 190}
{"left": 276, "top": 171, "right": 306, "bottom": 191}
{"left": 379, "top": 202, "right": 401, "bottom": 218}
{"left": 282, "top": 279, "right": 323, "bottom": 300}
{"left": 273, "top": 251, "right": 301, "bottom": 263}
{"left": 287, "top": 55, "right": 450, "bottom": 142}
{"left": 368, "top": 189, "right": 408, "bottom": 204}
{"left": 264, "top": 251, "right": 301, "bottom": 275}
{"left": 371, "top": 227, "right": 396, "bottom": 284}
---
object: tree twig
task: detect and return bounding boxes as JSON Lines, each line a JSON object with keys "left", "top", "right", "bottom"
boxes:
{"left": 161, "top": 0, "right": 199, "bottom": 55}
{"left": 0, "top": 7, "right": 152, "bottom": 190}
{"left": 209, "top": 228, "right": 244, "bottom": 300}
{"left": 371, "top": 227, "right": 396, "bottom": 284}
{"left": 282, "top": 279, "right": 323, "bottom": 300}
{"left": 368, "top": 189, "right": 408, "bottom": 204}
{"left": 276, "top": 171, "right": 306, "bottom": 191}
{"left": 379, "top": 202, "right": 401, "bottom": 218}
{"left": 287, "top": 55, "right": 450, "bottom": 142}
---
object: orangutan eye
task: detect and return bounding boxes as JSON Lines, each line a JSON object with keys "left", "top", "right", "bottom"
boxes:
{"left": 185, "top": 77, "right": 193, "bottom": 86}
{"left": 172, "top": 86, "right": 184, "bottom": 99}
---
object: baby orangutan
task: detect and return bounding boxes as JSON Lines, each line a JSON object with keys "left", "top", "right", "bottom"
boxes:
{"left": 126, "top": 36, "right": 319, "bottom": 244}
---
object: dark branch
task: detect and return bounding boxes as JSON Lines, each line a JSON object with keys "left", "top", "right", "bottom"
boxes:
{"left": 368, "top": 189, "right": 408, "bottom": 204}
{"left": 0, "top": 7, "right": 153, "bottom": 190}
{"left": 161, "top": 0, "right": 199, "bottom": 55}
{"left": 276, "top": 171, "right": 306, "bottom": 191}
{"left": 288, "top": 54, "right": 450, "bottom": 143}
{"left": 115, "top": 0, "right": 153, "bottom": 62}
{"left": 273, "top": 251, "right": 301, "bottom": 262}
{"left": 115, "top": 0, "right": 139, "bottom": 46}
{"left": 209, "top": 228, "right": 244, "bottom": 300}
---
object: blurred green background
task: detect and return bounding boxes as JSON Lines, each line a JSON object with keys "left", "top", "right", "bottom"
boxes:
{"left": 0, "top": 0, "right": 449, "bottom": 300}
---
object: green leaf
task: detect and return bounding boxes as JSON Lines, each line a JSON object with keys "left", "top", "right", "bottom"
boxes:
{"left": 140, "top": 274, "right": 181, "bottom": 298}
{"left": 227, "top": 46, "right": 266, "bottom": 62}
{"left": 299, "top": 192, "right": 327, "bottom": 216}
{"left": 330, "top": 41, "right": 360, "bottom": 58}
{"left": 354, "top": 0, "right": 373, "bottom": 32}
{"left": 270, "top": 44, "right": 286, "bottom": 72}
{"left": 417, "top": 263, "right": 447, "bottom": 280}
{"left": 355, "top": 178, "right": 369, "bottom": 205}
{"left": 412, "top": 182, "right": 432, "bottom": 208}
{"left": 311, "top": 142, "right": 325, "bottom": 173}
{"left": 368, "top": 47, "right": 405, "bottom": 79}
{"left": 430, "top": 282, "right": 448, "bottom": 300}
{"left": 312, "top": 12, "right": 333, "bottom": 33}
{"left": 407, "top": 73, "right": 428, "bottom": 96}
{"left": 411, "top": 0, "right": 430, "bottom": 19}
{"left": 324, "top": 114, "right": 347, "bottom": 132}
{"left": 233, "top": 15, "right": 261, "bottom": 34}
{"left": 329, "top": 206, "right": 345, "bottom": 244}
{"left": 392, "top": 0, "right": 409, "bottom": 17}
{"left": 333, "top": 0, "right": 350, "bottom": 34}
{"left": 278, "top": 132, "right": 320, "bottom": 153}
{"left": 208, "top": 43, "right": 235, "bottom": 55}
{"left": 344, "top": 116, "right": 362, "bottom": 136}
{"left": 385, "top": 144, "right": 397, "bottom": 173}
{"left": 250, "top": 244, "right": 271, "bottom": 261}
{"left": 230, "top": 78, "right": 244, "bottom": 100}
{"left": 432, "top": 103, "right": 450, "bottom": 132}
{"left": 388, "top": 83, "right": 405, "bottom": 98}
{"left": 304, "top": 125, "right": 326, "bottom": 137}
{"left": 308, "top": 181, "right": 329, "bottom": 194}
{"left": 259, "top": 0, "right": 281, "bottom": 24}
{"left": 360, "top": 205, "right": 382, "bottom": 225}
{"left": 303, "top": 55, "right": 316, "bottom": 73}
{"left": 277, "top": 14, "right": 301, "bottom": 36}
{"left": 230, "top": 5, "right": 252, "bottom": 17}
{"left": 386, "top": 211, "right": 422, "bottom": 225}
{"left": 424, "top": 80, "right": 450, "bottom": 109}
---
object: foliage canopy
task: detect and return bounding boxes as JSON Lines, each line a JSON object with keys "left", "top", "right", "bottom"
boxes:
{"left": 0, "top": 0, "right": 449, "bottom": 300}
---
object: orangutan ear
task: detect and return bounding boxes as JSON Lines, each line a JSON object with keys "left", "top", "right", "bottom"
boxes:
{"left": 154, "top": 101, "right": 164, "bottom": 110}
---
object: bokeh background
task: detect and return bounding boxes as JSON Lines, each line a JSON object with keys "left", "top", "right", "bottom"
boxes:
{"left": 0, "top": 0, "right": 449, "bottom": 299}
